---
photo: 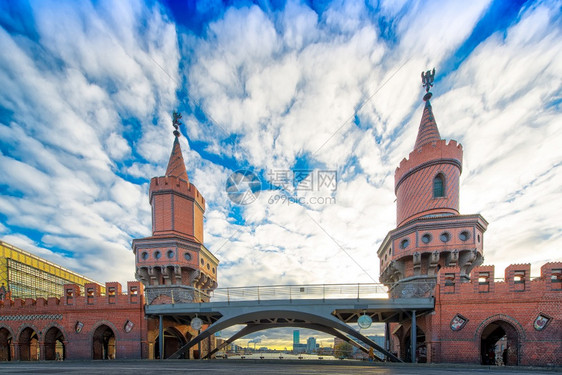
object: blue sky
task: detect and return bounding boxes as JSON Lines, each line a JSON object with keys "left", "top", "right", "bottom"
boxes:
{"left": 0, "top": 0, "right": 561, "bottom": 347}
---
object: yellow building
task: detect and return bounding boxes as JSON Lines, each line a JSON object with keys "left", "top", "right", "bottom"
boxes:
{"left": 0, "top": 240, "right": 104, "bottom": 300}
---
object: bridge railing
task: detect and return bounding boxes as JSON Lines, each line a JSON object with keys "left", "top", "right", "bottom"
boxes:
{"left": 202, "top": 283, "right": 390, "bottom": 303}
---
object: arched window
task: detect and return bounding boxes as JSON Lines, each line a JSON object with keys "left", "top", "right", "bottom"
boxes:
{"left": 433, "top": 174, "right": 445, "bottom": 198}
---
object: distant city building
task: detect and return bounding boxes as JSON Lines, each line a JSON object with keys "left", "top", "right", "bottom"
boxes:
{"left": 293, "top": 343, "right": 307, "bottom": 354}
{"left": 292, "top": 330, "right": 306, "bottom": 353}
{"left": 306, "top": 337, "right": 317, "bottom": 353}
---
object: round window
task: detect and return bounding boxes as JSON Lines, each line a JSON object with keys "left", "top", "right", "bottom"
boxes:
{"left": 440, "top": 232, "right": 450, "bottom": 243}
{"left": 154, "top": 251, "right": 161, "bottom": 259}
{"left": 400, "top": 239, "right": 409, "bottom": 249}
{"left": 459, "top": 231, "right": 470, "bottom": 241}
{"left": 141, "top": 252, "right": 148, "bottom": 260}
{"left": 184, "top": 252, "right": 192, "bottom": 261}
{"left": 167, "top": 250, "right": 174, "bottom": 259}
{"left": 201, "top": 258, "right": 205, "bottom": 265}
{"left": 421, "top": 234, "right": 432, "bottom": 244}
{"left": 212, "top": 267, "right": 216, "bottom": 274}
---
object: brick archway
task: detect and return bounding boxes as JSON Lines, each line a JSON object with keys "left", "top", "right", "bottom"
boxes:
{"left": 477, "top": 317, "right": 521, "bottom": 366}
{"left": 0, "top": 327, "right": 13, "bottom": 361}
{"left": 92, "top": 324, "right": 116, "bottom": 360}
{"left": 401, "top": 325, "right": 426, "bottom": 363}
{"left": 154, "top": 327, "right": 186, "bottom": 359}
{"left": 17, "top": 327, "right": 39, "bottom": 361}
{"left": 44, "top": 326, "right": 65, "bottom": 361}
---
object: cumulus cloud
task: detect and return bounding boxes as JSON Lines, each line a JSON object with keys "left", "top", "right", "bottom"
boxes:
{"left": 0, "top": 0, "right": 179, "bottom": 284}
{"left": 0, "top": 0, "right": 560, "bottom": 315}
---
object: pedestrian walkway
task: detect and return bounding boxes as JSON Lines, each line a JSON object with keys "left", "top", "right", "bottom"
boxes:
{"left": 0, "top": 360, "right": 559, "bottom": 375}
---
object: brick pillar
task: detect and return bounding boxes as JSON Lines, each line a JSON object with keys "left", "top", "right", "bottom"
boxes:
{"left": 13, "top": 342, "right": 19, "bottom": 361}
{"left": 39, "top": 342, "right": 46, "bottom": 361}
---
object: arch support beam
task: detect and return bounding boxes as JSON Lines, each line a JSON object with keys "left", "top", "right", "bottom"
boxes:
{"left": 203, "top": 322, "right": 382, "bottom": 360}
{"left": 169, "top": 310, "right": 400, "bottom": 362}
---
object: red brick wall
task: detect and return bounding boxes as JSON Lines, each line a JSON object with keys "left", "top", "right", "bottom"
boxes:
{"left": 427, "top": 263, "right": 562, "bottom": 366}
{"left": 0, "top": 281, "right": 146, "bottom": 360}
{"left": 149, "top": 176, "right": 205, "bottom": 244}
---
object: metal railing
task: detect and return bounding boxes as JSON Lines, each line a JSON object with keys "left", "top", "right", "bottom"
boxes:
{"left": 200, "top": 283, "right": 390, "bottom": 303}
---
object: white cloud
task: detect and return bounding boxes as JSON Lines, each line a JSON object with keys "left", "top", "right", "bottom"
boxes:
{"left": 0, "top": 0, "right": 180, "bottom": 285}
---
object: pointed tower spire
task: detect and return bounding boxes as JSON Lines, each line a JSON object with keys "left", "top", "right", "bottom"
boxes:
{"left": 165, "top": 137, "right": 189, "bottom": 182}
{"left": 132, "top": 110, "right": 218, "bottom": 304}
{"left": 414, "top": 68, "right": 441, "bottom": 149}
{"left": 414, "top": 101, "right": 441, "bottom": 149}
{"left": 165, "top": 111, "right": 189, "bottom": 182}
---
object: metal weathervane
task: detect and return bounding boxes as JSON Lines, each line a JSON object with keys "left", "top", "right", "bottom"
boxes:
{"left": 421, "top": 68, "right": 435, "bottom": 101}
{"left": 172, "top": 111, "right": 182, "bottom": 137}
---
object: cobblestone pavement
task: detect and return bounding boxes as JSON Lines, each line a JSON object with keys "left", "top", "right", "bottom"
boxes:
{"left": 0, "top": 360, "right": 559, "bottom": 375}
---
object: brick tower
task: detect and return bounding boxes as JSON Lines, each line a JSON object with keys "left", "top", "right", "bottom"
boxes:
{"left": 377, "top": 70, "right": 488, "bottom": 297}
{"left": 132, "top": 112, "right": 218, "bottom": 304}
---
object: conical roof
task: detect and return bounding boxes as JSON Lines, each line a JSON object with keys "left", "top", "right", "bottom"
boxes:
{"left": 165, "top": 136, "right": 189, "bottom": 182}
{"left": 414, "top": 100, "right": 441, "bottom": 149}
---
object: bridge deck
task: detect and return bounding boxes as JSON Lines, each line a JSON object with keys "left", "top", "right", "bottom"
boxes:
{"left": 145, "top": 283, "right": 435, "bottom": 362}
{"left": 145, "top": 297, "right": 435, "bottom": 325}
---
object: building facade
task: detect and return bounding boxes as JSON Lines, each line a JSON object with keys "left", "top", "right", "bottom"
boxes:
{"left": 0, "top": 241, "right": 105, "bottom": 300}
{"left": 0, "top": 280, "right": 144, "bottom": 361}
{"left": 378, "top": 80, "right": 562, "bottom": 366}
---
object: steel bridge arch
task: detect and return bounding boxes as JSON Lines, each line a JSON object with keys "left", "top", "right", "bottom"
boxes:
{"left": 204, "top": 322, "right": 381, "bottom": 360}
{"left": 169, "top": 309, "right": 400, "bottom": 361}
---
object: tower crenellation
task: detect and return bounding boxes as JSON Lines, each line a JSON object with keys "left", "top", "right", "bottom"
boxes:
{"left": 150, "top": 175, "right": 206, "bottom": 210}
{"left": 395, "top": 139, "right": 463, "bottom": 189}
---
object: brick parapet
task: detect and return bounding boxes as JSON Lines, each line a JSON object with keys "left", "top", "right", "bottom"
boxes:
{"left": 0, "top": 281, "right": 144, "bottom": 311}
{"left": 540, "top": 262, "right": 562, "bottom": 291}
{"left": 436, "top": 263, "right": 562, "bottom": 298}
{"left": 149, "top": 176, "right": 205, "bottom": 210}
{"left": 395, "top": 139, "right": 463, "bottom": 191}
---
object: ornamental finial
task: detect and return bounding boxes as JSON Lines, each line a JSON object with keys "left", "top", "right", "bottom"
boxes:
{"left": 421, "top": 68, "right": 435, "bottom": 101}
{"left": 172, "top": 111, "right": 182, "bottom": 137}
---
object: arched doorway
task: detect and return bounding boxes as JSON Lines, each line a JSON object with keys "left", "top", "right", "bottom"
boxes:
{"left": 44, "top": 327, "right": 65, "bottom": 361}
{"left": 154, "top": 327, "right": 187, "bottom": 359}
{"left": 404, "top": 326, "right": 426, "bottom": 363}
{"left": 92, "top": 325, "right": 115, "bottom": 360}
{"left": 481, "top": 320, "right": 518, "bottom": 366}
{"left": 18, "top": 327, "right": 39, "bottom": 361}
{"left": 0, "top": 328, "right": 12, "bottom": 361}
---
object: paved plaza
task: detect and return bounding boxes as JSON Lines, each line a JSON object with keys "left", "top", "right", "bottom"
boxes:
{"left": 0, "top": 360, "right": 559, "bottom": 375}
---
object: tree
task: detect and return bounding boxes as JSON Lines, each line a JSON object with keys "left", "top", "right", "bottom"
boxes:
{"left": 334, "top": 342, "right": 353, "bottom": 359}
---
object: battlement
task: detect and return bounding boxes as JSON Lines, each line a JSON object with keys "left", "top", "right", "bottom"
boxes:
{"left": 395, "top": 139, "right": 463, "bottom": 189}
{"left": 150, "top": 176, "right": 205, "bottom": 209}
{"left": 437, "top": 262, "right": 562, "bottom": 296}
{"left": 0, "top": 281, "right": 144, "bottom": 311}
